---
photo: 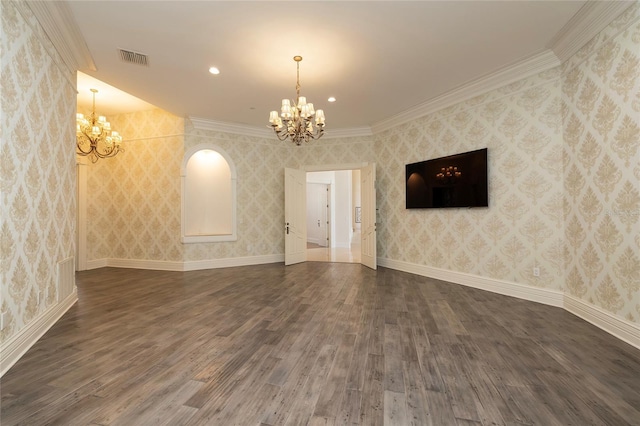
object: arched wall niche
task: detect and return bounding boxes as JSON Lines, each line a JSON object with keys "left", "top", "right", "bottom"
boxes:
{"left": 181, "top": 143, "right": 237, "bottom": 243}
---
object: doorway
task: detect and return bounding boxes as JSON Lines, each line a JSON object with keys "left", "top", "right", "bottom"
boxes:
{"left": 284, "top": 163, "right": 376, "bottom": 269}
{"left": 305, "top": 170, "right": 361, "bottom": 264}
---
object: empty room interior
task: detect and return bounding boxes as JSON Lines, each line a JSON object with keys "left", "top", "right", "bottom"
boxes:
{"left": 1, "top": 1, "right": 639, "bottom": 425}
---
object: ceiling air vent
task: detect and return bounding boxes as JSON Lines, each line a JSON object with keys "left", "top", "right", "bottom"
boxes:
{"left": 118, "top": 48, "right": 149, "bottom": 66}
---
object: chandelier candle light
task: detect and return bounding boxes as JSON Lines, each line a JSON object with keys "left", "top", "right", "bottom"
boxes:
{"left": 269, "top": 56, "right": 325, "bottom": 145}
{"left": 76, "top": 88, "right": 123, "bottom": 162}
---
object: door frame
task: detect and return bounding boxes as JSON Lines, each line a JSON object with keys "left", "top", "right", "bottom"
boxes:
{"left": 302, "top": 162, "right": 372, "bottom": 265}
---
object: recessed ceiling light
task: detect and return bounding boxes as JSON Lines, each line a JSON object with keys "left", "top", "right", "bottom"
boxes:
{"left": 209, "top": 67, "right": 220, "bottom": 75}
{"left": 328, "top": 97, "right": 336, "bottom": 102}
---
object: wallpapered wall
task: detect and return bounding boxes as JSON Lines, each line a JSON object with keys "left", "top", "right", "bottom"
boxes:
{"left": 85, "top": 117, "right": 374, "bottom": 263}
{"left": 0, "top": 1, "right": 77, "bottom": 343}
{"left": 562, "top": 6, "right": 640, "bottom": 322}
{"left": 183, "top": 126, "right": 289, "bottom": 261}
{"left": 375, "top": 69, "right": 565, "bottom": 290}
{"left": 183, "top": 130, "right": 374, "bottom": 262}
{"left": 86, "top": 110, "right": 185, "bottom": 262}
{"left": 374, "top": 4, "right": 640, "bottom": 323}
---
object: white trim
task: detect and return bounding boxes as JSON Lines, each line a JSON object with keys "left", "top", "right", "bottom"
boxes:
{"left": 107, "top": 258, "right": 184, "bottom": 271}
{"left": 564, "top": 295, "right": 640, "bottom": 350}
{"left": 86, "top": 258, "right": 108, "bottom": 270}
{"left": 26, "top": 1, "right": 95, "bottom": 72}
{"left": 1, "top": 291, "right": 77, "bottom": 377}
{"left": 83, "top": 255, "right": 285, "bottom": 272}
{"left": 378, "top": 258, "right": 564, "bottom": 307}
{"left": 76, "top": 161, "right": 88, "bottom": 271}
{"left": 371, "top": 50, "right": 560, "bottom": 133}
{"left": 183, "top": 254, "right": 284, "bottom": 271}
{"left": 548, "top": 1, "right": 636, "bottom": 63}
{"left": 180, "top": 143, "right": 237, "bottom": 176}
{"left": 304, "top": 162, "right": 369, "bottom": 172}
{"left": 189, "top": 116, "right": 372, "bottom": 140}
{"left": 189, "top": 116, "right": 272, "bottom": 138}
{"left": 323, "top": 127, "right": 372, "bottom": 139}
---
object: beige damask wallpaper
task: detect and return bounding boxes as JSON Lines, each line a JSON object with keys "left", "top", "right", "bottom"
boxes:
{"left": 562, "top": 6, "right": 640, "bottom": 321}
{"left": 1, "top": 1, "right": 77, "bottom": 343}
{"left": 85, "top": 116, "right": 374, "bottom": 263}
{"left": 375, "top": 69, "right": 566, "bottom": 290}
{"left": 374, "top": 4, "right": 640, "bottom": 323}
{"left": 85, "top": 110, "right": 185, "bottom": 262}
{"left": 183, "top": 129, "right": 373, "bottom": 261}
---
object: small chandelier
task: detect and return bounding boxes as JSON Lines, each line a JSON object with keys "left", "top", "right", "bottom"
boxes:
{"left": 76, "top": 88, "right": 123, "bottom": 162}
{"left": 436, "top": 166, "right": 462, "bottom": 183}
{"left": 268, "top": 56, "right": 325, "bottom": 146}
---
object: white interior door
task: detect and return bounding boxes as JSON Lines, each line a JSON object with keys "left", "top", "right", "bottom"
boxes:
{"left": 285, "top": 168, "right": 307, "bottom": 265}
{"left": 306, "top": 183, "right": 329, "bottom": 247}
{"left": 361, "top": 163, "right": 377, "bottom": 270}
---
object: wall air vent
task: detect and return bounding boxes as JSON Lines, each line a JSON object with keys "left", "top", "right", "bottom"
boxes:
{"left": 118, "top": 48, "right": 149, "bottom": 66}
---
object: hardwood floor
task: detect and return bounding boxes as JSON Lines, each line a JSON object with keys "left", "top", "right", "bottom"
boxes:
{"left": 2, "top": 263, "right": 639, "bottom": 425}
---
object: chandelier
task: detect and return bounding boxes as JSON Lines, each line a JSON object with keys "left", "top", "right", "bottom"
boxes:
{"left": 76, "top": 88, "right": 123, "bottom": 162}
{"left": 436, "top": 166, "right": 462, "bottom": 184}
{"left": 268, "top": 56, "right": 325, "bottom": 146}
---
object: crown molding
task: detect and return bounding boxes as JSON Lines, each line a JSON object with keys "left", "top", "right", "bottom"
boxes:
{"left": 548, "top": 0, "right": 637, "bottom": 63}
{"left": 323, "top": 127, "right": 373, "bottom": 139}
{"left": 189, "top": 116, "right": 273, "bottom": 138}
{"left": 189, "top": 116, "right": 372, "bottom": 140}
{"left": 371, "top": 49, "right": 560, "bottom": 134}
{"left": 26, "top": 1, "right": 95, "bottom": 73}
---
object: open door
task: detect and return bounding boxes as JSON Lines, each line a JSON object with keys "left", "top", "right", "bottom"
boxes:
{"left": 307, "top": 183, "right": 329, "bottom": 247}
{"left": 285, "top": 168, "right": 307, "bottom": 265}
{"left": 361, "top": 163, "right": 377, "bottom": 269}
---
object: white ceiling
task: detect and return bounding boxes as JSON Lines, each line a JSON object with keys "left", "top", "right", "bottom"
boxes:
{"left": 70, "top": 1, "right": 589, "bottom": 130}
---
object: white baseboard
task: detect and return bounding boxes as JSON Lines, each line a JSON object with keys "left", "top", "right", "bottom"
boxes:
{"left": 1, "top": 291, "right": 77, "bottom": 377}
{"left": 86, "top": 258, "right": 107, "bottom": 270}
{"left": 107, "top": 258, "right": 184, "bottom": 271}
{"left": 378, "top": 258, "right": 564, "bottom": 307}
{"left": 86, "top": 255, "right": 285, "bottom": 272}
{"left": 183, "top": 254, "right": 284, "bottom": 271}
{"left": 564, "top": 295, "right": 640, "bottom": 350}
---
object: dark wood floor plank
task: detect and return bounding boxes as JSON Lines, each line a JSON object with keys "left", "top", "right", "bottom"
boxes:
{"left": 313, "top": 332, "right": 357, "bottom": 419}
{"left": 1, "top": 263, "right": 639, "bottom": 426}
{"left": 383, "top": 390, "right": 408, "bottom": 426}
{"left": 402, "top": 360, "right": 432, "bottom": 426}
{"left": 359, "top": 353, "right": 385, "bottom": 426}
{"left": 283, "top": 344, "right": 337, "bottom": 426}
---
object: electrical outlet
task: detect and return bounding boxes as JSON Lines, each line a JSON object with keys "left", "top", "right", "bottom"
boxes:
{"left": 533, "top": 267, "right": 540, "bottom": 277}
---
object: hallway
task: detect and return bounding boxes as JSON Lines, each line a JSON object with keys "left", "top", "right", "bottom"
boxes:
{"left": 307, "top": 231, "right": 361, "bottom": 263}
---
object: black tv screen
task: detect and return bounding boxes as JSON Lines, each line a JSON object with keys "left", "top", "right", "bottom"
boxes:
{"left": 406, "top": 148, "right": 488, "bottom": 209}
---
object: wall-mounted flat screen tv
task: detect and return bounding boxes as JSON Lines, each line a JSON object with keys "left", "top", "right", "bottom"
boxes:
{"left": 406, "top": 148, "right": 488, "bottom": 209}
